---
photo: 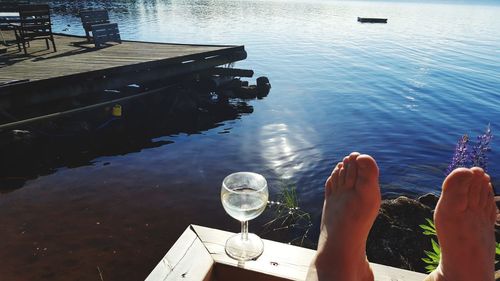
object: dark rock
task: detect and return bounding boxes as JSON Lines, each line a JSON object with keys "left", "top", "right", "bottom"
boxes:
{"left": 418, "top": 193, "right": 439, "bottom": 209}
{"left": 256, "top": 76, "right": 270, "bottom": 86}
{"left": 235, "top": 85, "right": 258, "bottom": 99}
{"left": 367, "top": 196, "right": 433, "bottom": 273}
{"left": 256, "top": 76, "right": 271, "bottom": 98}
{"left": 241, "top": 81, "right": 249, "bottom": 87}
{"left": 224, "top": 78, "right": 243, "bottom": 89}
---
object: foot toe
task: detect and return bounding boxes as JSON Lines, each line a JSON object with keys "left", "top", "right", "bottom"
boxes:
{"left": 478, "top": 174, "right": 492, "bottom": 208}
{"left": 355, "top": 154, "right": 379, "bottom": 184}
{"left": 442, "top": 168, "right": 472, "bottom": 195}
{"left": 468, "top": 168, "right": 485, "bottom": 209}
{"left": 326, "top": 164, "right": 341, "bottom": 197}
{"left": 339, "top": 157, "right": 349, "bottom": 188}
{"left": 486, "top": 185, "right": 497, "bottom": 223}
{"left": 344, "top": 153, "right": 360, "bottom": 188}
{"left": 440, "top": 168, "right": 473, "bottom": 212}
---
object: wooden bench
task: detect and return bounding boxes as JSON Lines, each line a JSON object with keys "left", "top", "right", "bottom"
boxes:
{"left": 13, "top": 4, "right": 56, "bottom": 54}
{"left": 91, "top": 23, "right": 121, "bottom": 48}
{"left": 79, "top": 9, "right": 110, "bottom": 42}
{"left": 146, "top": 225, "right": 428, "bottom": 281}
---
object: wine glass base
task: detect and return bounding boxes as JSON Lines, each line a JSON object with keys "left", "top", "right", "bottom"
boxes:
{"left": 225, "top": 233, "right": 264, "bottom": 261}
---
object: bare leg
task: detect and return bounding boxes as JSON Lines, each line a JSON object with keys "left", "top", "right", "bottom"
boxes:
{"left": 306, "top": 152, "right": 381, "bottom": 281}
{"left": 425, "top": 168, "right": 496, "bottom": 281}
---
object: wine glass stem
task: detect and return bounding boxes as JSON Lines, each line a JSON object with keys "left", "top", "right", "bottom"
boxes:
{"left": 241, "top": 220, "right": 249, "bottom": 241}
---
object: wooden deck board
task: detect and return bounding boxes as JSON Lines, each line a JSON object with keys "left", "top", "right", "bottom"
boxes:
{"left": 146, "top": 225, "right": 428, "bottom": 281}
{"left": 0, "top": 32, "right": 240, "bottom": 83}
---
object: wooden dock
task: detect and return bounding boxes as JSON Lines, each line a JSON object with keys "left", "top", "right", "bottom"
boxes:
{"left": 0, "top": 32, "right": 247, "bottom": 112}
{"left": 146, "top": 225, "right": 428, "bottom": 281}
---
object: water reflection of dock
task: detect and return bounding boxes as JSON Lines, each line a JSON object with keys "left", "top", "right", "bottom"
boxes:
{"left": 0, "top": 32, "right": 252, "bottom": 193}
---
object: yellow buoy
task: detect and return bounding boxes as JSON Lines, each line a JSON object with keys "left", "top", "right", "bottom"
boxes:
{"left": 112, "top": 104, "right": 122, "bottom": 117}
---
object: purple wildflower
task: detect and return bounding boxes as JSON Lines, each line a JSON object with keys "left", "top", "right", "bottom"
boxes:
{"left": 446, "top": 134, "right": 470, "bottom": 176}
{"left": 470, "top": 125, "right": 493, "bottom": 172}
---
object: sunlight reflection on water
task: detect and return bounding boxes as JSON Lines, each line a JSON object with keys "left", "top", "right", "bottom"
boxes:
{"left": 259, "top": 123, "right": 322, "bottom": 180}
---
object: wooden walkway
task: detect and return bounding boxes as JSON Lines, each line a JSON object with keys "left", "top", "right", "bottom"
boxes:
{"left": 0, "top": 33, "right": 246, "bottom": 112}
{"left": 0, "top": 32, "right": 243, "bottom": 83}
{"left": 146, "top": 225, "right": 428, "bottom": 281}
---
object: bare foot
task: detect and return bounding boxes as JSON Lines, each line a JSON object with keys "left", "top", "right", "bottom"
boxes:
{"left": 306, "top": 152, "right": 381, "bottom": 281}
{"left": 425, "top": 168, "right": 496, "bottom": 281}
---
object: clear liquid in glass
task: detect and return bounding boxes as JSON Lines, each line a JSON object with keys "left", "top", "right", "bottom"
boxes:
{"left": 221, "top": 190, "right": 267, "bottom": 221}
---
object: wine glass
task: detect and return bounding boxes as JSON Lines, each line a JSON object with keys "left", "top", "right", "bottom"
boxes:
{"left": 221, "top": 172, "right": 269, "bottom": 261}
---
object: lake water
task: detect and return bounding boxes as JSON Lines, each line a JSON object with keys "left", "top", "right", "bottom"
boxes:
{"left": 1, "top": 0, "right": 499, "bottom": 279}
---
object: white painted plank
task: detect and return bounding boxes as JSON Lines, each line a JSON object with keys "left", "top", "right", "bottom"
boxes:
{"left": 371, "top": 263, "right": 428, "bottom": 281}
{"left": 145, "top": 226, "right": 214, "bottom": 281}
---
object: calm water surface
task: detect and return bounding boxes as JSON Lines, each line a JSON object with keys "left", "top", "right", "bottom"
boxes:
{"left": 1, "top": 0, "right": 499, "bottom": 279}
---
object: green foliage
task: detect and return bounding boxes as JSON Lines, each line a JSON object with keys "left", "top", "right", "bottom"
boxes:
{"left": 264, "top": 180, "right": 313, "bottom": 246}
{"left": 419, "top": 218, "right": 440, "bottom": 273}
{"left": 419, "top": 218, "right": 437, "bottom": 236}
{"left": 496, "top": 242, "right": 500, "bottom": 264}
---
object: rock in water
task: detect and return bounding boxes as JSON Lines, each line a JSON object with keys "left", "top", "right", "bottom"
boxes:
{"left": 417, "top": 193, "right": 439, "bottom": 209}
{"left": 256, "top": 76, "right": 271, "bottom": 98}
{"left": 235, "top": 85, "right": 258, "bottom": 99}
{"left": 367, "top": 196, "right": 433, "bottom": 273}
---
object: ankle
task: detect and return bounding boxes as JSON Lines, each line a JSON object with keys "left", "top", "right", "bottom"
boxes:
{"left": 313, "top": 252, "right": 373, "bottom": 281}
{"left": 425, "top": 268, "right": 445, "bottom": 281}
{"left": 424, "top": 265, "right": 495, "bottom": 281}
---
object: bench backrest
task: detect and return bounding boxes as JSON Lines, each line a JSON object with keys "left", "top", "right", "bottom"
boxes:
{"left": 80, "top": 9, "right": 109, "bottom": 30}
{"left": 91, "top": 23, "right": 121, "bottom": 48}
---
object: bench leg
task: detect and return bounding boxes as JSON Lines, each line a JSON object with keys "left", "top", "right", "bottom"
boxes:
{"left": 0, "top": 30, "right": 6, "bottom": 45}
{"left": 51, "top": 35, "right": 57, "bottom": 52}
{"left": 13, "top": 28, "right": 21, "bottom": 51}
{"left": 22, "top": 40, "right": 27, "bottom": 55}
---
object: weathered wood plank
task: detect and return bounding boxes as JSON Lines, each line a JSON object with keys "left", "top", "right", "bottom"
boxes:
{"left": 145, "top": 225, "right": 215, "bottom": 281}
{"left": 0, "top": 33, "right": 244, "bottom": 83}
{"left": 370, "top": 263, "right": 428, "bottom": 281}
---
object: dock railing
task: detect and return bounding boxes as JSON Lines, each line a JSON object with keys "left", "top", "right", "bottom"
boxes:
{"left": 146, "top": 225, "right": 427, "bottom": 281}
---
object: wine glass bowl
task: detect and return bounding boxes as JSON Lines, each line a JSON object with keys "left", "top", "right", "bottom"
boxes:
{"left": 221, "top": 172, "right": 269, "bottom": 261}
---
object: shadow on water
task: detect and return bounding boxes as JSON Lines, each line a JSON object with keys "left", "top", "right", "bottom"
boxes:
{"left": 0, "top": 80, "right": 255, "bottom": 193}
